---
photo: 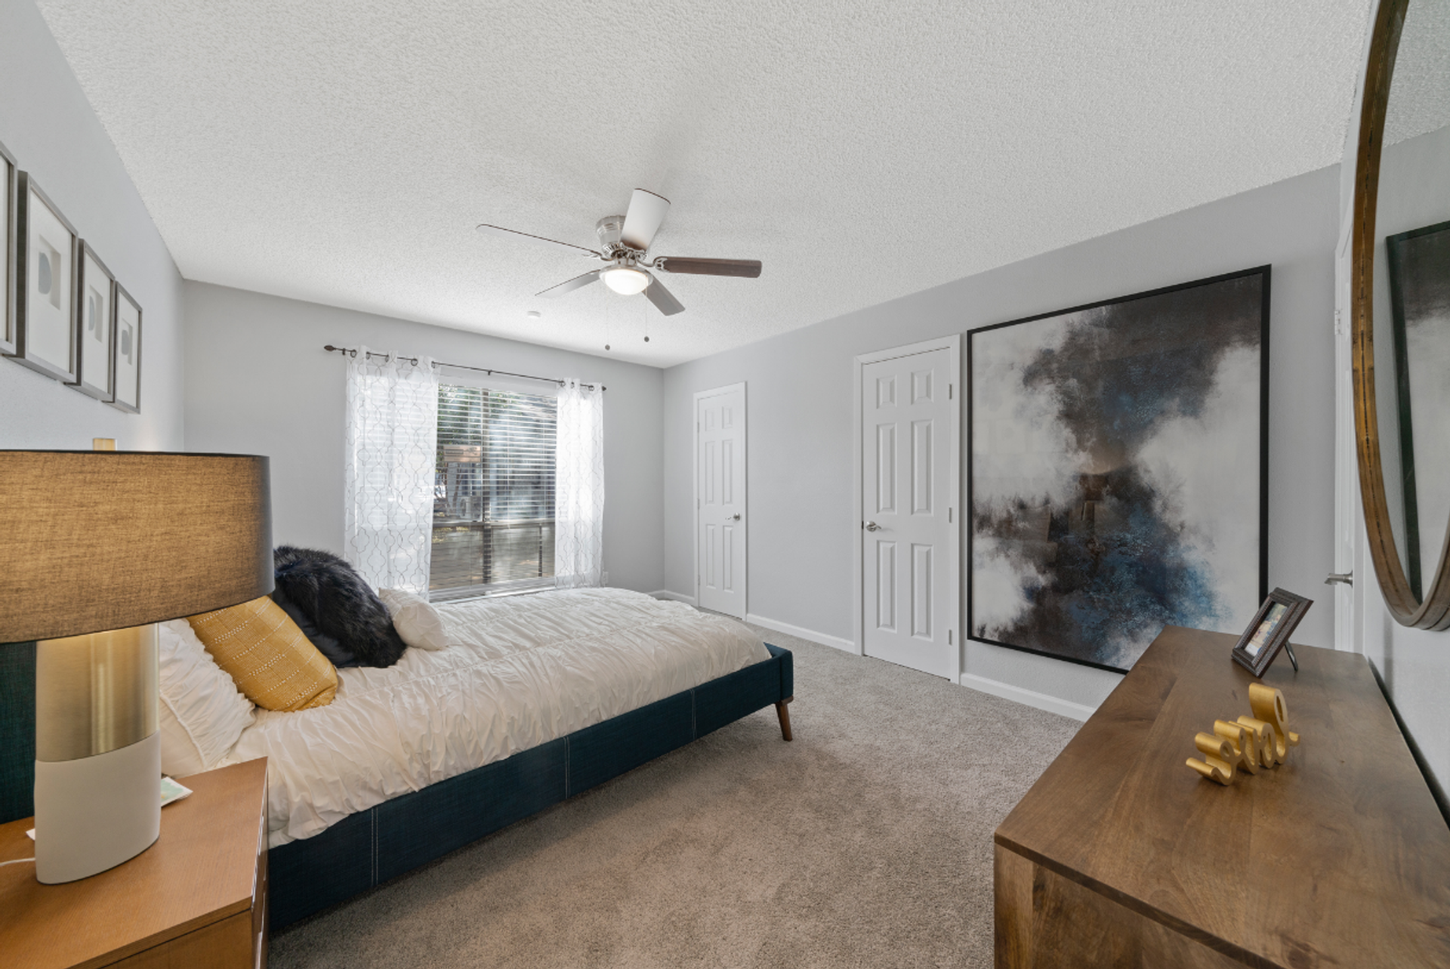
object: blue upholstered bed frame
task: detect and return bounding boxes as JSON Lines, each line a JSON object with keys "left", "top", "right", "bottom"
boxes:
{"left": 0, "top": 641, "right": 794, "bottom": 930}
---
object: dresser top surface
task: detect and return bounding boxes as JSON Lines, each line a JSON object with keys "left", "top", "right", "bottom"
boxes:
{"left": 0, "top": 757, "right": 266, "bottom": 969}
{"left": 995, "top": 625, "right": 1450, "bottom": 968}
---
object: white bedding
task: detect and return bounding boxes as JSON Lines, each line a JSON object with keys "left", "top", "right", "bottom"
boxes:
{"left": 219, "top": 587, "right": 770, "bottom": 847}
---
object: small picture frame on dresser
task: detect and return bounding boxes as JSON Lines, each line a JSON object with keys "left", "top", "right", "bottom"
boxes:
{"left": 70, "top": 241, "right": 116, "bottom": 399}
{"left": 1231, "top": 587, "right": 1312, "bottom": 677}
{"left": 11, "top": 172, "right": 79, "bottom": 382}
{"left": 109, "top": 282, "right": 141, "bottom": 412}
{"left": 0, "top": 139, "right": 16, "bottom": 355}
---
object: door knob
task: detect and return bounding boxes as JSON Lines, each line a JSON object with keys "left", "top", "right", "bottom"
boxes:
{"left": 864, "top": 521, "right": 881, "bottom": 532}
{"left": 1325, "top": 572, "right": 1353, "bottom": 586}
{"left": 731, "top": 513, "right": 741, "bottom": 521}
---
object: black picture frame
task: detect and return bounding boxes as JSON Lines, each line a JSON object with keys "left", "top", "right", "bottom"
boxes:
{"left": 1386, "top": 218, "right": 1450, "bottom": 603}
{"left": 0, "top": 138, "right": 16, "bottom": 356}
{"left": 109, "top": 282, "right": 142, "bottom": 413}
{"left": 967, "top": 266, "right": 1271, "bottom": 673}
{"left": 1231, "top": 587, "right": 1312, "bottom": 677}
{"left": 10, "top": 172, "right": 79, "bottom": 382}
{"left": 70, "top": 240, "right": 117, "bottom": 401}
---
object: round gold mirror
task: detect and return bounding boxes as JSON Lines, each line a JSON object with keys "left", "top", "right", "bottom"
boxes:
{"left": 1351, "top": 0, "right": 1450, "bottom": 627}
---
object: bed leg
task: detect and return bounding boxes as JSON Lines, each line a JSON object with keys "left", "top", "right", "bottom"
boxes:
{"left": 775, "top": 697, "right": 794, "bottom": 741}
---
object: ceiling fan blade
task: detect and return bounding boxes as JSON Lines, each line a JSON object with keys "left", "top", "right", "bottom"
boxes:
{"left": 643, "top": 272, "right": 684, "bottom": 316}
{"left": 654, "top": 257, "right": 762, "bottom": 278}
{"left": 620, "top": 189, "right": 670, "bottom": 251}
{"left": 536, "top": 270, "right": 601, "bottom": 298}
{"left": 477, "top": 223, "right": 599, "bottom": 256}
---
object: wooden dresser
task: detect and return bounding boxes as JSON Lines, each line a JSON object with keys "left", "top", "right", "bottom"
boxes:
{"left": 0, "top": 758, "right": 268, "bottom": 969}
{"left": 995, "top": 626, "right": 1450, "bottom": 968}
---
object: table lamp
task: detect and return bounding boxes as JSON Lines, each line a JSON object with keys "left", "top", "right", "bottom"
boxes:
{"left": 0, "top": 451, "right": 271, "bottom": 883}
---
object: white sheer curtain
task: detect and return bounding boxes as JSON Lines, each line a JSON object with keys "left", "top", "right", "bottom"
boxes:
{"left": 344, "top": 347, "right": 439, "bottom": 595}
{"left": 554, "top": 378, "right": 605, "bottom": 588}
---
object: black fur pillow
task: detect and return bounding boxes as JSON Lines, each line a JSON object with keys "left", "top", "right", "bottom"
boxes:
{"left": 272, "top": 546, "right": 407, "bottom": 669}
{"left": 270, "top": 584, "right": 358, "bottom": 669}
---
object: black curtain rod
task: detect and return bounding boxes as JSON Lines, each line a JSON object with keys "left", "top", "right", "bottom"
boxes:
{"left": 322, "top": 345, "right": 604, "bottom": 391}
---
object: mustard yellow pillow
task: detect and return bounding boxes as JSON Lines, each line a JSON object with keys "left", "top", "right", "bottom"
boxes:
{"left": 188, "top": 596, "right": 337, "bottom": 711}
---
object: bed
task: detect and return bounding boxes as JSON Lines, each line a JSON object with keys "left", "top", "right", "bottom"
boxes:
{"left": 228, "top": 587, "right": 795, "bottom": 928}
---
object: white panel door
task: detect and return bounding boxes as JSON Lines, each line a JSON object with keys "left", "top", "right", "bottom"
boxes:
{"left": 862, "top": 348, "right": 954, "bottom": 677}
{"left": 697, "top": 384, "right": 746, "bottom": 617}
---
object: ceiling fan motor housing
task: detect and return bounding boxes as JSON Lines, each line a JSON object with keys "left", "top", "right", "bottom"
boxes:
{"left": 595, "top": 215, "right": 626, "bottom": 253}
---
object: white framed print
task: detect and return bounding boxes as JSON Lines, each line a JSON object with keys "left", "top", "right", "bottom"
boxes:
{"left": 0, "top": 139, "right": 15, "bottom": 355}
{"left": 12, "top": 173, "right": 78, "bottom": 382}
{"left": 110, "top": 282, "right": 141, "bottom": 412}
{"left": 71, "top": 241, "right": 116, "bottom": 399}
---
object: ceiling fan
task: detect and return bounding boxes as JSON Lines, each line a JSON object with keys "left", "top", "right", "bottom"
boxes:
{"left": 476, "top": 189, "right": 762, "bottom": 316}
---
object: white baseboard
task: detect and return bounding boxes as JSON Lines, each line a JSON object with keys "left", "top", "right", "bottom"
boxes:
{"left": 957, "top": 673, "right": 1097, "bottom": 722}
{"left": 651, "top": 589, "right": 696, "bottom": 605}
{"left": 745, "top": 613, "right": 858, "bottom": 654}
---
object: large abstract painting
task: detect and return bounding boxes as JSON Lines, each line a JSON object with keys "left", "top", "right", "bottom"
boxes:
{"left": 969, "top": 268, "right": 1269, "bottom": 672}
{"left": 1387, "top": 219, "right": 1450, "bottom": 601}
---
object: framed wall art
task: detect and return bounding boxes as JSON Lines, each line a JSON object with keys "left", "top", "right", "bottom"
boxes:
{"left": 11, "top": 172, "right": 79, "bottom": 382}
{"left": 969, "top": 266, "right": 1271, "bottom": 673}
{"left": 0, "top": 139, "right": 15, "bottom": 355}
{"left": 1386, "top": 218, "right": 1450, "bottom": 602}
{"left": 110, "top": 282, "right": 141, "bottom": 412}
{"left": 70, "top": 241, "right": 116, "bottom": 400}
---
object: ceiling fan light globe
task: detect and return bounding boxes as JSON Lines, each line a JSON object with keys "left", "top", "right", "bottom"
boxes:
{"left": 601, "top": 266, "right": 650, "bottom": 295}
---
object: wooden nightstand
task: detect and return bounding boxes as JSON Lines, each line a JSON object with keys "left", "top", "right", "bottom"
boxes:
{"left": 0, "top": 758, "right": 268, "bottom": 969}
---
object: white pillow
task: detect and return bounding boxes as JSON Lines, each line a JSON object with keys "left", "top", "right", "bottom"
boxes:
{"left": 378, "top": 588, "right": 449, "bottom": 650}
{"left": 157, "top": 619, "right": 255, "bottom": 777}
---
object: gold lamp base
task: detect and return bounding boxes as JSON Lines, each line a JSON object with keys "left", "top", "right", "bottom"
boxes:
{"left": 33, "top": 625, "right": 161, "bottom": 883}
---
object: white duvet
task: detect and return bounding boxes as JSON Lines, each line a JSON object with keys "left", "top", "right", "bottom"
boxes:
{"left": 220, "top": 588, "right": 770, "bottom": 847}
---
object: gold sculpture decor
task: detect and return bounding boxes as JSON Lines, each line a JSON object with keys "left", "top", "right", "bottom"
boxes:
{"left": 1186, "top": 682, "right": 1300, "bottom": 785}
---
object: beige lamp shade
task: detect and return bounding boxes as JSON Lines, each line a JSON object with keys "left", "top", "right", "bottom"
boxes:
{"left": 0, "top": 451, "right": 273, "bottom": 643}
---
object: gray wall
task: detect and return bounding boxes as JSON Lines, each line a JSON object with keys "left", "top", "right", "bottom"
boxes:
{"left": 662, "top": 164, "right": 1340, "bottom": 710}
{"left": 0, "top": 0, "right": 185, "bottom": 451}
{"left": 183, "top": 282, "right": 665, "bottom": 594}
{"left": 1355, "top": 121, "right": 1450, "bottom": 807}
{"left": 1360, "top": 574, "right": 1450, "bottom": 810}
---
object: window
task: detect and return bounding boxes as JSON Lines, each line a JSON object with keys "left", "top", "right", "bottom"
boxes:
{"left": 431, "top": 383, "right": 557, "bottom": 599}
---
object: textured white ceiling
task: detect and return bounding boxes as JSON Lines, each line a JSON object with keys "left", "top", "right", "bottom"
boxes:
{"left": 36, "top": 0, "right": 1375, "bottom": 367}
{"left": 1385, "top": 0, "right": 1450, "bottom": 145}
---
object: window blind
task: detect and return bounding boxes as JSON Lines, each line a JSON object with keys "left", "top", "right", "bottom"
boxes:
{"left": 431, "top": 384, "right": 557, "bottom": 598}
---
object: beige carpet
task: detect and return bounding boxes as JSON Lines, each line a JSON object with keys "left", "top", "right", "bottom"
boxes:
{"left": 269, "top": 624, "right": 1080, "bottom": 969}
